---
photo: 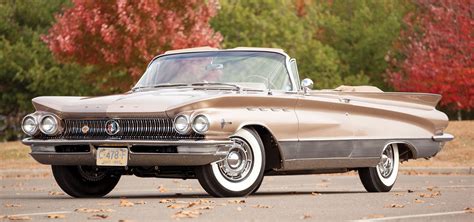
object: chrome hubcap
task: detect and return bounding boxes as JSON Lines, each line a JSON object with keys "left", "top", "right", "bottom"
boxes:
{"left": 377, "top": 145, "right": 394, "bottom": 178}
{"left": 218, "top": 138, "right": 253, "bottom": 182}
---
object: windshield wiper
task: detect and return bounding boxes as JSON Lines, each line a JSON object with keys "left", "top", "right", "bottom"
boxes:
{"left": 132, "top": 83, "right": 188, "bottom": 92}
{"left": 190, "top": 82, "right": 243, "bottom": 92}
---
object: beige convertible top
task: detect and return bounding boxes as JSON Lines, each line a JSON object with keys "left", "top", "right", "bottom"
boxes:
{"left": 334, "top": 85, "right": 383, "bottom": 92}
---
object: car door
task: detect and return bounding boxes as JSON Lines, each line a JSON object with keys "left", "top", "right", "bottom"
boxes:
{"left": 293, "top": 91, "right": 354, "bottom": 162}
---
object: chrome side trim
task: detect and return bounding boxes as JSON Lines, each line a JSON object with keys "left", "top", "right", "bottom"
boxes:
{"left": 278, "top": 137, "right": 443, "bottom": 170}
{"left": 432, "top": 133, "right": 454, "bottom": 142}
{"left": 281, "top": 157, "right": 380, "bottom": 171}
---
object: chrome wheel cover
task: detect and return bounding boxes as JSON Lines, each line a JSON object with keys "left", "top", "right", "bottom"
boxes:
{"left": 377, "top": 145, "right": 395, "bottom": 178}
{"left": 217, "top": 138, "right": 253, "bottom": 182}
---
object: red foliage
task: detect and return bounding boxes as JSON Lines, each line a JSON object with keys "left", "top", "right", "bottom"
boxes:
{"left": 387, "top": 0, "right": 473, "bottom": 111}
{"left": 43, "top": 0, "right": 222, "bottom": 81}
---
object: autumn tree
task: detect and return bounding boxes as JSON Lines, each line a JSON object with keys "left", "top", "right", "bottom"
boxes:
{"left": 44, "top": 0, "right": 223, "bottom": 90}
{"left": 313, "top": 0, "right": 412, "bottom": 89}
{"left": 213, "top": 0, "right": 368, "bottom": 89}
{"left": 0, "top": 0, "right": 95, "bottom": 140}
{"left": 387, "top": 0, "right": 473, "bottom": 116}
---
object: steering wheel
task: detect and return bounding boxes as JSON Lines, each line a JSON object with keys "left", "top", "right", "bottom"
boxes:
{"left": 246, "top": 75, "right": 279, "bottom": 90}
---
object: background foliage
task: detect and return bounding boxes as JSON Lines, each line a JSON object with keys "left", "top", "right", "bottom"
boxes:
{"left": 0, "top": 0, "right": 472, "bottom": 140}
{"left": 0, "top": 0, "right": 96, "bottom": 140}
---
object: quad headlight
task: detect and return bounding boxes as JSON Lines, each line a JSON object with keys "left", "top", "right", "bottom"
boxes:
{"left": 39, "top": 114, "right": 61, "bottom": 135}
{"left": 192, "top": 115, "right": 209, "bottom": 134}
{"left": 174, "top": 114, "right": 211, "bottom": 135}
{"left": 174, "top": 115, "right": 191, "bottom": 134}
{"left": 21, "top": 115, "right": 39, "bottom": 136}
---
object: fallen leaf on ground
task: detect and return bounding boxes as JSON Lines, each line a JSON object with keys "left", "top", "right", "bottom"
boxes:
{"left": 47, "top": 214, "right": 66, "bottom": 219}
{"left": 384, "top": 204, "right": 405, "bottom": 208}
{"left": 228, "top": 199, "right": 246, "bottom": 204}
{"left": 6, "top": 215, "right": 32, "bottom": 220}
{"left": 4, "top": 204, "right": 21, "bottom": 208}
{"left": 299, "top": 213, "right": 312, "bottom": 219}
{"left": 311, "top": 192, "right": 320, "bottom": 196}
{"left": 120, "top": 199, "right": 135, "bottom": 207}
{"left": 167, "top": 204, "right": 186, "bottom": 209}
{"left": 414, "top": 199, "right": 425, "bottom": 203}
{"left": 419, "top": 191, "right": 441, "bottom": 198}
{"left": 87, "top": 214, "right": 108, "bottom": 220}
{"left": 426, "top": 186, "right": 438, "bottom": 191}
{"left": 75, "top": 208, "right": 114, "bottom": 213}
{"left": 157, "top": 185, "right": 167, "bottom": 193}
{"left": 407, "top": 189, "right": 414, "bottom": 193}
{"left": 48, "top": 191, "right": 65, "bottom": 196}
{"left": 197, "top": 199, "right": 214, "bottom": 204}
{"left": 464, "top": 207, "right": 474, "bottom": 213}
{"left": 187, "top": 202, "right": 198, "bottom": 208}
{"left": 366, "top": 214, "right": 384, "bottom": 219}
{"left": 159, "top": 199, "right": 175, "bottom": 204}
{"left": 172, "top": 210, "right": 201, "bottom": 219}
{"left": 196, "top": 206, "right": 214, "bottom": 210}
{"left": 252, "top": 204, "right": 271, "bottom": 208}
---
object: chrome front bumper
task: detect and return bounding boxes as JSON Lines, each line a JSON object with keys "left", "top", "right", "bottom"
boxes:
{"left": 22, "top": 138, "right": 233, "bottom": 166}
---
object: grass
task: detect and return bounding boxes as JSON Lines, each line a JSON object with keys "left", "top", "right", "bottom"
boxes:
{"left": 0, "top": 121, "right": 472, "bottom": 169}
{"left": 402, "top": 120, "right": 473, "bottom": 167}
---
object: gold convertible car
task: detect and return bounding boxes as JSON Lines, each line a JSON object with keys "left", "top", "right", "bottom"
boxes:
{"left": 21, "top": 47, "right": 453, "bottom": 197}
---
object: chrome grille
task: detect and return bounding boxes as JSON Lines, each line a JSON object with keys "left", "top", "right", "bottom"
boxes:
{"left": 41, "top": 118, "right": 203, "bottom": 140}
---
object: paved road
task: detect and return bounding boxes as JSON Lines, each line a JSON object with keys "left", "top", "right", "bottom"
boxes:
{"left": 1, "top": 170, "right": 473, "bottom": 221}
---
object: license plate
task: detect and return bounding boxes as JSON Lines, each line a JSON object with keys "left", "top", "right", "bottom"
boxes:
{"left": 96, "top": 147, "right": 128, "bottom": 166}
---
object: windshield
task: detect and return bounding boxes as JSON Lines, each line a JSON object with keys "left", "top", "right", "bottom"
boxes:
{"left": 135, "top": 51, "right": 292, "bottom": 91}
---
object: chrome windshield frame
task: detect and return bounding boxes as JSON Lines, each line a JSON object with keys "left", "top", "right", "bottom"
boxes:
{"left": 134, "top": 50, "right": 298, "bottom": 93}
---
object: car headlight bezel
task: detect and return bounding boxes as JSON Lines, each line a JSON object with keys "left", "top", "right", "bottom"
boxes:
{"left": 39, "top": 114, "right": 61, "bottom": 136}
{"left": 21, "top": 115, "right": 39, "bottom": 136}
{"left": 174, "top": 114, "right": 191, "bottom": 135}
{"left": 192, "top": 114, "right": 210, "bottom": 134}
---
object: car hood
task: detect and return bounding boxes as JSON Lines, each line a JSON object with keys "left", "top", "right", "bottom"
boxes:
{"left": 32, "top": 88, "right": 234, "bottom": 118}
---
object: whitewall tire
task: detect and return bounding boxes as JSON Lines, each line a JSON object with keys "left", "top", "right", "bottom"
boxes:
{"left": 358, "top": 144, "right": 399, "bottom": 192}
{"left": 195, "top": 128, "right": 265, "bottom": 197}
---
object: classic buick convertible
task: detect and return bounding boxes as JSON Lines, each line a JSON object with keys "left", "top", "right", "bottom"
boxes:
{"left": 21, "top": 47, "right": 453, "bottom": 197}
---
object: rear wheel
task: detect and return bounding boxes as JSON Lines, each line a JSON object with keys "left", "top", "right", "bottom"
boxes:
{"left": 52, "top": 165, "right": 121, "bottom": 197}
{"left": 195, "top": 128, "right": 265, "bottom": 197}
{"left": 358, "top": 144, "right": 399, "bottom": 192}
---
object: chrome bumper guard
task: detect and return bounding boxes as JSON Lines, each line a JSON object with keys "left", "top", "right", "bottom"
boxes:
{"left": 432, "top": 133, "right": 454, "bottom": 142}
{"left": 22, "top": 138, "right": 233, "bottom": 166}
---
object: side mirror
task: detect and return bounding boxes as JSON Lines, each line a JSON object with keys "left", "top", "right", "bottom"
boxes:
{"left": 301, "top": 78, "right": 313, "bottom": 94}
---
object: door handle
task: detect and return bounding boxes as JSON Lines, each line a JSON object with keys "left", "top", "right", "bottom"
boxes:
{"left": 340, "top": 98, "right": 351, "bottom": 103}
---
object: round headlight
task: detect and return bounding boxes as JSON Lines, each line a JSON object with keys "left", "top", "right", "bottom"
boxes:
{"left": 21, "top": 115, "right": 38, "bottom": 136}
{"left": 174, "top": 115, "right": 190, "bottom": 134}
{"left": 192, "top": 115, "right": 209, "bottom": 134}
{"left": 39, "top": 115, "right": 59, "bottom": 135}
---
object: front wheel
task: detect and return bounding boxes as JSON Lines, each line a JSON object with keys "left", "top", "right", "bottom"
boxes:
{"left": 52, "top": 165, "right": 121, "bottom": 198}
{"left": 358, "top": 144, "right": 399, "bottom": 192}
{"left": 195, "top": 128, "right": 265, "bottom": 197}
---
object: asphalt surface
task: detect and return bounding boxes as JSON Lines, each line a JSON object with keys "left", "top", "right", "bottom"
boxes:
{"left": 1, "top": 170, "right": 473, "bottom": 221}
